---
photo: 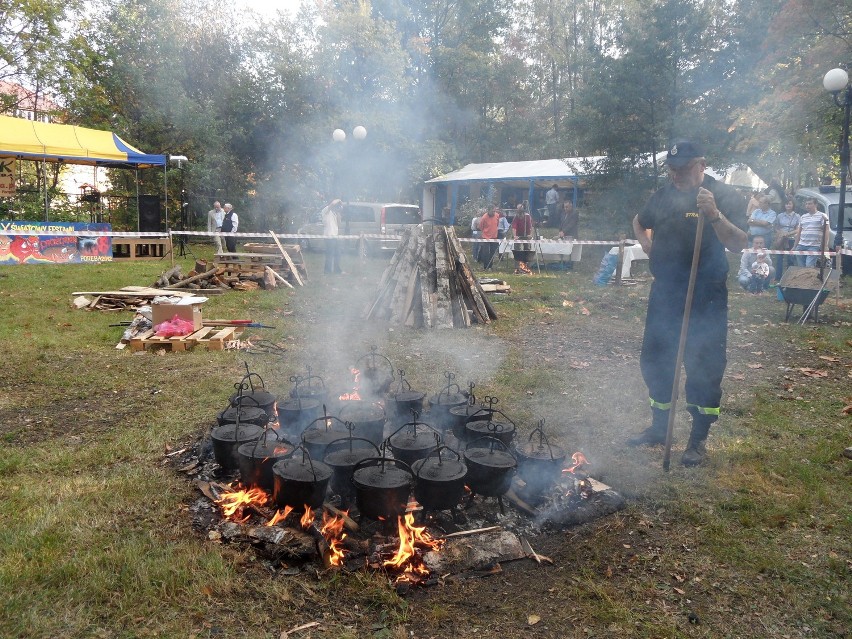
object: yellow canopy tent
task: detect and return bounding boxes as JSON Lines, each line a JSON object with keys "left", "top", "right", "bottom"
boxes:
{"left": 0, "top": 114, "right": 167, "bottom": 224}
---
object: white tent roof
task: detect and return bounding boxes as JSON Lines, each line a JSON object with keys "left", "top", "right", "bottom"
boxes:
{"left": 426, "top": 157, "right": 607, "bottom": 187}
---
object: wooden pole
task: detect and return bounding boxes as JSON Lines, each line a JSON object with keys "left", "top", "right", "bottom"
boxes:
{"left": 662, "top": 214, "right": 706, "bottom": 472}
{"left": 168, "top": 229, "right": 175, "bottom": 268}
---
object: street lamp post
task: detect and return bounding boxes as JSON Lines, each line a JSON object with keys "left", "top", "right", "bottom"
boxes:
{"left": 823, "top": 68, "right": 851, "bottom": 273}
{"left": 331, "top": 126, "right": 367, "bottom": 200}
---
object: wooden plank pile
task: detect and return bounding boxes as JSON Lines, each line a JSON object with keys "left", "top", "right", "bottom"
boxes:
{"left": 154, "top": 259, "right": 290, "bottom": 292}
{"left": 72, "top": 286, "right": 196, "bottom": 311}
{"left": 364, "top": 225, "right": 497, "bottom": 328}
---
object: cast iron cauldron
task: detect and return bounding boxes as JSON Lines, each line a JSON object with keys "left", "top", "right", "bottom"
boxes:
{"left": 514, "top": 424, "right": 567, "bottom": 497}
{"left": 352, "top": 456, "right": 414, "bottom": 521}
{"left": 211, "top": 421, "right": 264, "bottom": 472}
{"left": 229, "top": 367, "right": 277, "bottom": 420}
{"left": 387, "top": 418, "right": 443, "bottom": 467}
{"left": 463, "top": 436, "right": 516, "bottom": 497}
{"left": 447, "top": 382, "right": 482, "bottom": 440}
{"left": 385, "top": 370, "right": 425, "bottom": 427}
{"left": 323, "top": 435, "right": 381, "bottom": 507}
{"left": 288, "top": 370, "right": 328, "bottom": 404}
{"left": 428, "top": 371, "right": 468, "bottom": 432}
{"left": 412, "top": 445, "right": 468, "bottom": 511}
{"left": 465, "top": 406, "right": 516, "bottom": 447}
{"left": 271, "top": 447, "right": 333, "bottom": 509}
{"left": 237, "top": 430, "right": 296, "bottom": 490}
{"left": 354, "top": 346, "right": 395, "bottom": 398}
{"left": 300, "top": 411, "right": 350, "bottom": 461}
{"left": 217, "top": 395, "right": 268, "bottom": 429}
{"left": 276, "top": 395, "right": 322, "bottom": 437}
{"left": 338, "top": 400, "right": 386, "bottom": 447}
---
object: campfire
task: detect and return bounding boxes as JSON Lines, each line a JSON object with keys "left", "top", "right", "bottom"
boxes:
{"left": 514, "top": 261, "right": 533, "bottom": 275}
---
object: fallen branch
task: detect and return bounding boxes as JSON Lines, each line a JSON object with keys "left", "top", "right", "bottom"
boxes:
{"left": 442, "top": 525, "right": 502, "bottom": 539}
{"left": 280, "top": 621, "right": 321, "bottom": 638}
{"left": 323, "top": 502, "right": 359, "bottom": 533}
{"left": 266, "top": 266, "right": 295, "bottom": 289}
{"left": 504, "top": 487, "right": 536, "bottom": 517}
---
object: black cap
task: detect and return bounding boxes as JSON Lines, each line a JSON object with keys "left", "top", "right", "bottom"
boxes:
{"left": 665, "top": 139, "right": 704, "bottom": 168}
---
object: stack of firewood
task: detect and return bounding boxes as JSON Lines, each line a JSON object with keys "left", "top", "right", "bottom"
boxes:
{"left": 154, "top": 260, "right": 289, "bottom": 292}
{"left": 364, "top": 225, "right": 497, "bottom": 328}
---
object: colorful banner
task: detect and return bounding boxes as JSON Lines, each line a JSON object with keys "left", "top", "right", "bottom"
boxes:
{"left": 0, "top": 158, "right": 14, "bottom": 196}
{"left": 0, "top": 221, "right": 113, "bottom": 264}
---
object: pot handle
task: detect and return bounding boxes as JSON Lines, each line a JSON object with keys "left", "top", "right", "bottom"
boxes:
{"left": 525, "top": 421, "right": 558, "bottom": 460}
{"left": 352, "top": 456, "right": 414, "bottom": 482}
{"left": 413, "top": 444, "right": 462, "bottom": 480}
{"left": 466, "top": 436, "right": 514, "bottom": 456}
{"left": 251, "top": 429, "right": 295, "bottom": 457}
{"left": 324, "top": 436, "right": 381, "bottom": 457}
{"left": 303, "top": 413, "right": 347, "bottom": 435}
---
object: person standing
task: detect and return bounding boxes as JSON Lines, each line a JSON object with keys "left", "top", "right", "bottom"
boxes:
{"left": 477, "top": 205, "right": 500, "bottom": 269}
{"left": 545, "top": 184, "right": 560, "bottom": 225}
{"left": 793, "top": 197, "right": 829, "bottom": 267}
{"left": 321, "top": 198, "right": 344, "bottom": 274}
{"left": 628, "top": 139, "right": 748, "bottom": 467}
{"left": 772, "top": 198, "right": 800, "bottom": 281}
{"left": 470, "top": 212, "right": 482, "bottom": 263}
{"left": 220, "top": 203, "right": 238, "bottom": 253}
{"left": 747, "top": 196, "right": 777, "bottom": 248}
{"left": 207, "top": 201, "right": 225, "bottom": 253}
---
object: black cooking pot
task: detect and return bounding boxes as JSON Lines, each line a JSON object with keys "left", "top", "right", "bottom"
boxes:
{"left": 276, "top": 396, "right": 322, "bottom": 437}
{"left": 338, "top": 400, "right": 386, "bottom": 447}
{"left": 323, "top": 436, "right": 381, "bottom": 507}
{"left": 210, "top": 421, "right": 264, "bottom": 472}
{"left": 300, "top": 412, "right": 350, "bottom": 461}
{"left": 237, "top": 430, "right": 296, "bottom": 490}
{"left": 447, "top": 382, "right": 482, "bottom": 440}
{"left": 385, "top": 370, "right": 425, "bottom": 427}
{"left": 288, "top": 371, "right": 328, "bottom": 404}
{"left": 514, "top": 426, "right": 567, "bottom": 497}
{"left": 272, "top": 447, "right": 333, "bottom": 509}
{"left": 217, "top": 395, "right": 268, "bottom": 428}
{"left": 412, "top": 445, "right": 468, "bottom": 511}
{"left": 387, "top": 419, "right": 443, "bottom": 467}
{"left": 352, "top": 457, "right": 414, "bottom": 521}
{"left": 465, "top": 408, "right": 516, "bottom": 447}
{"left": 428, "top": 372, "right": 468, "bottom": 432}
{"left": 464, "top": 436, "right": 516, "bottom": 497}
{"left": 229, "top": 369, "right": 277, "bottom": 420}
{"left": 512, "top": 245, "right": 537, "bottom": 263}
{"left": 354, "top": 346, "right": 395, "bottom": 398}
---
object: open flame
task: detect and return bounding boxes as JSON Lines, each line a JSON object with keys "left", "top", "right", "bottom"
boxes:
{"left": 266, "top": 506, "right": 293, "bottom": 526}
{"left": 320, "top": 511, "right": 347, "bottom": 567}
{"left": 300, "top": 506, "right": 315, "bottom": 529}
{"left": 338, "top": 367, "right": 361, "bottom": 401}
{"left": 515, "top": 261, "right": 533, "bottom": 275}
{"left": 563, "top": 451, "right": 589, "bottom": 474}
{"left": 383, "top": 513, "right": 445, "bottom": 581}
{"left": 215, "top": 485, "right": 269, "bottom": 523}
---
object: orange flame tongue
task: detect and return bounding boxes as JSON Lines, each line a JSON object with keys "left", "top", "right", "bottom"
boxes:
{"left": 300, "top": 506, "right": 315, "bottom": 529}
{"left": 320, "top": 511, "right": 348, "bottom": 567}
{"left": 338, "top": 367, "right": 361, "bottom": 401}
{"left": 563, "top": 451, "right": 589, "bottom": 474}
{"left": 383, "top": 513, "right": 444, "bottom": 579}
{"left": 266, "top": 505, "right": 293, "bottom": 526}
{"left": 215, "top": 485, "right": 269, "bottom": 522}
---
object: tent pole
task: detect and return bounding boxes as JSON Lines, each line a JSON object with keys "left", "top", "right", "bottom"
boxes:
{"left": 527, "top": 180, "right": 534, "bottom": 215}
{"left": 42, "top": 158, "right": 49, "bottom": 221}
{"left": 135, "top": 169, "right": 140, "bottom": 232}
{"left": 164, "top": 164, "right": 168, "bottom": 232}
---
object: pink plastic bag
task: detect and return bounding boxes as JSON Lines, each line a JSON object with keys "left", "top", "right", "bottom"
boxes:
{"left": 154, "top": 315, "right": 196, "bottom": 337}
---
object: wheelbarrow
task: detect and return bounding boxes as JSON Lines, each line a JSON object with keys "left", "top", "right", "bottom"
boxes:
{"left": 777, "top": 266, "right": 833, "bottom": 323}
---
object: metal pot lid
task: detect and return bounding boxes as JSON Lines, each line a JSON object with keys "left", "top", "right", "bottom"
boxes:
{"left": 218, "top": 404, "right": 267, "bottom": 424}
{"left": 290, "top": 386, "right": 328, "bottom": 400}
{"left": 339, "top": 401, "right": 384, "bottom": 422}
{"left": 277, "top": 397, "right": 321, "bottom": 412}
{"left": 353, "top": 462, "right": 411, "bottom": 489}
{"left": 272, "top": 456, "right": 332, "bottom": 483}
{"left": 464, "top": 447, "right": 516, "bottom": 470}
{"left": 466, "top": 419, "right": 516, "bottom": 437}
{"left": 230, "top": 389, "right": 277, "bottom": 407}
{"left": 325, "top": 445, "right": 376, "bottom": 468}
{"left": 238, "top": 435, "right": 295, "bottom": 460}
{"left": 449, "top": 404, "right": 484, "bottom": 419}
{"left": 389, "top": 389, "right": 426, "bottom": 403}
{"left": 515, "top": 440, "right": 566, "bottom": 462}
{"left": 211, "top": 422, "right": 263, "bottom": 443}
{"left": 412, "top": 455, "right": 467, "bottom": 482}
{"left": 390, "top": 429, "right": 440, "bottom": 451}
{"left": 429, "top": 392, "right": 467, "bottom": 407}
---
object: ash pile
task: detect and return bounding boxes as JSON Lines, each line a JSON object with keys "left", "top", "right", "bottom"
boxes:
{"left": 174, "top": 352, "right": 625, "bottom": 587}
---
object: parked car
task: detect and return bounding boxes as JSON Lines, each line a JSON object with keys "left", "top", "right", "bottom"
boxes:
{"left": 793, "top": 185, "right": 852, "bottom": 250}
{"left": 297, "top": 202, "right": 422, "bottom": 254}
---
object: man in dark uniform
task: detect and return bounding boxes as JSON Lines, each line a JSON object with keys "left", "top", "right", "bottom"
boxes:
{"left": 627, "top": 140, "right": 748, "bottom": 466}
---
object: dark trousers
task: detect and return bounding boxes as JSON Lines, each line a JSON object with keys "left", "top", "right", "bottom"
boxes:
{"left": 324, "top": 237, "right": 341, "bottom": 273}
{"left": 640, "top": 278, "right": 728, "bottom": 412}
{"left": 224, "top": 235, "right": 237, "bottom": 252}
{"left": 773, "top": 238, "right": 795, "bottom": 281}
{"left": 479, "top": 239, "right": 497, "bottom": 268}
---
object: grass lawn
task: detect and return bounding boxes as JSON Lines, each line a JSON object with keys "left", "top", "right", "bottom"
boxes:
{"left": 0, "top": 241, "right": 849, "bottom": 639}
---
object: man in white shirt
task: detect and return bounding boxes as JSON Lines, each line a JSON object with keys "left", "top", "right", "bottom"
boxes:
{"left": 545, "top": 184, "right": 559, "bottom": 225}
{"left": 793, "top": 198, "right": 829, "bottom": 267}
{"left": 207, "top": 201, "right": 225, "bottom": 253}
{"left": 321, "top": 198, "right": 343, "bottom": 274}
{"left": 220, "top": 203, "right": 239, "bottom": 252}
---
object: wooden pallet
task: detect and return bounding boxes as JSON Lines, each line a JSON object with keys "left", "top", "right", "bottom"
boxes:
{"left": 129, "top": 326, "right": 245, "bottom": 352}
{"left": 215, "top": 252, "right": 287, "bottom": 266}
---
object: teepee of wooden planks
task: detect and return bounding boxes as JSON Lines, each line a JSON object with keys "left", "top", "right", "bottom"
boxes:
{"left": 363, "top": 224, "right": 498, "bottom": 328}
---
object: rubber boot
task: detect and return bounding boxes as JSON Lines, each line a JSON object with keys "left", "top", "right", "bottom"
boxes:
{"left": 682, "top": 408, "right": 715, "bottom": 467}
{"left": 627, "top": 407, "right": 669, "bottom": 447}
